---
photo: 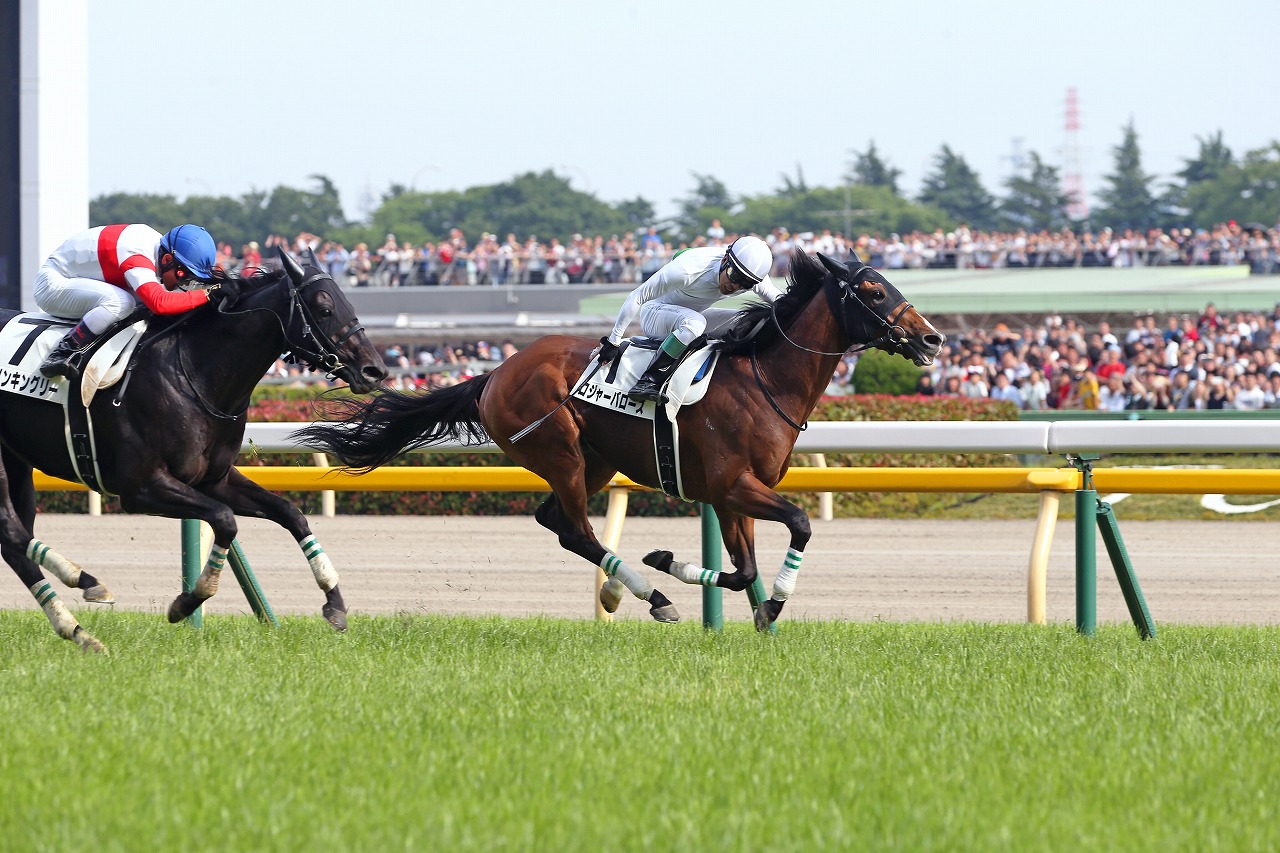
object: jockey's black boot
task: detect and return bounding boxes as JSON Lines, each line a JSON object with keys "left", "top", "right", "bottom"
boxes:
{"left": 39, "top": 322, "right": 99, "bottom": 381}
{"left": 629, "top": 349, "right": 680, "bottom": 403}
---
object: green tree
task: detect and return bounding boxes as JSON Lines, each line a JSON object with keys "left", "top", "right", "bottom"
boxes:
{"left": 674, "top": 173, "right": 734, "bottom": 239}
{"left": 1177, "top": 131, "right": 1234, "bottom": 185}
{"left": 845, "top": 140, "right": 902, "bottom": 196}
{"left": 731, "top": 184, "right": 949, "bottom": 240}
{"left": 355, "top": 170, "right": 638, "bottom": 247}
{"left": 1094, "top": 120, "right": 1158, "bottom": 229}
{"left": 776, "top": 164, "right": 808, "bottom": 198}
{"left": 1159, "top": 131, "right": 1237, "bottom": 226}
{"left": 998, "top": 151, "right": 1070, "bottom": 231}
{"left": 1181, "top": 142, "right": 1280, "bottom": 228}
{"left": 918, "top": 146, "right": 996, "bottom": 229}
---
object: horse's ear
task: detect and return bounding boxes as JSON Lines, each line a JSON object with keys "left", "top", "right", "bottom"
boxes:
{"left": 278, "top": 246, "right": 304, "bottom": 283}
{"left": 304, "top": 246, "right": 322, "bottom": 269}
{"left": 817, "top": 252, "right": 849, "bottom": 281}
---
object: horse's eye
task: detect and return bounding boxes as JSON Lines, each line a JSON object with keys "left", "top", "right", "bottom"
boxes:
{"left": 871, "top": 287, "right": 886, "bottom": 303}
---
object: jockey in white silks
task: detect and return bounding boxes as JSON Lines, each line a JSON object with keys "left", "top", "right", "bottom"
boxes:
{"left": 599, "top": 235, "right": 780, "bottom": 402}
{"left": 34, "top": 223, "right": 222, "bottom": 380}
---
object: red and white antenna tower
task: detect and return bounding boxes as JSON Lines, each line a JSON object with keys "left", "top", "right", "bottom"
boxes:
{"left": 1063, "top": 87, "right": 1087, "bottom": 222}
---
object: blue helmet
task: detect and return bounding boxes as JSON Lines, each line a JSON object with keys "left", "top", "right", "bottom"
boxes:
{"left": 159, "top": 224, "right": 217, "bottom": 280}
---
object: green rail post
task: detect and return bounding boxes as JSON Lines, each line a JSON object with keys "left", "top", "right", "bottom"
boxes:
{"left": 1096, "top": 502, "right": 1156, "bottom": 640}
{"left": 179, "top": 518, "right": 203, "bottom": 628}
{"left": 699, "top": 504, "right": 723, "bottom": 630}
{"left": 227, "top": 540, "right": 279, "bottom": 627}
{"left": 1069, "top": 455, "right": 1098, "bottom": 636}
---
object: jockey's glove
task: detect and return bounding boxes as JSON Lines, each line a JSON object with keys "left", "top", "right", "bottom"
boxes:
{"left": 206, "top": 278, "right": 241, "bottom": 305}
{"left": 596, "top": 336, "right": 620, "bottom": 364}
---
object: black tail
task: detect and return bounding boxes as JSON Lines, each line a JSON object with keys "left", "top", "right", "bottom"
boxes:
{"left": 292, "top": 375, "right": 491, "bottom": 471}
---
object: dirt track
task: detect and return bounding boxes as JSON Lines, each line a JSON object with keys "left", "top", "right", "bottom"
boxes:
{"left": 2, "top": 515, "right": 1277, "bottom": 626}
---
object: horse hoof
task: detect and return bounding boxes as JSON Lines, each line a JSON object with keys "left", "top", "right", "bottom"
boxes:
{"left": 754, "top": 598, "right": 784, "bottom": 632}
{"left": 643, "top": 550, "right": 674, "bottom": 573}
{"left": 73, "top": 627, "right": 107, "bottom": 655}
{"left": 322, "top": 604, "right": 347, "bottom": 633}
{"left": 649, "top": 603, "right": 680, "bottom": 623}
{"left": 599, "top": 578, "right": 626, "bottom": 613}
{"left": 167, "top": 592, "right": 200, "bottom": 624}
{"left": 82, "top": 584, "right": 114, "bottom": 604}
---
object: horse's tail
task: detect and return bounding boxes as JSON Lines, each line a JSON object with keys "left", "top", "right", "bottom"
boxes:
{"left": 292, "top": 374, "right": 492, "bottom": 471}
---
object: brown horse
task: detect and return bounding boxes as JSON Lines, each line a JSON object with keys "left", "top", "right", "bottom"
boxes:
{"left": 296, "top": 249, "right": 944, "bottom": 629}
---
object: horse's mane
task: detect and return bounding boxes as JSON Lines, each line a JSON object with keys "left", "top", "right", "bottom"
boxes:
{"left": 212, "top": 265, "right": 289, "bottom": 293}
{"left": 142, "top": 266, "right": 291, "bottom": 336}
{"left": 718, "top": 247, "right": 827, "bottom": 355}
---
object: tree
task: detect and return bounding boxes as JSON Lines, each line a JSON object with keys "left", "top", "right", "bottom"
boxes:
{"left": 1177, "top": 131, "right": 1234, "bottom": 185}
{"left": 776, "top": 164, "right": 808, "bottom": 198}
{"left": 732, "top": 184, "right": 950, "bottom": 240}
{"left": 917, "top": 146, "right": 996, "bottom": 229}
{"left": 998, "top": 151, "right": 1070, "bottom": 231}
{"left": 674, "top": 173, "right": 734, "bottom": 239}
{"left": 1180, "top": 142, "right": 1280, "bottom": 228}
{"left": 846, "top": 140, "right": 902, "bottom": 196}
{"left": 1094, "top": 120, "right": 1158, "bottom": 229}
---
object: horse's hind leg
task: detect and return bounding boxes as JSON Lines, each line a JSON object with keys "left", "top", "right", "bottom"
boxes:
{"left": 527, "top": 450, "right": 679, "bottom": 622}
{"left": 2, "top": 447, "right": 112, "bottom": 603}
{"left": 0, "top": 455, "right": 105, "bottom": 652}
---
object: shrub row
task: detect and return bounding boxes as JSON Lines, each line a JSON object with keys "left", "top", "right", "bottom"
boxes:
{"left": 37, "top": 394, "right": 1016, "bottom": 515}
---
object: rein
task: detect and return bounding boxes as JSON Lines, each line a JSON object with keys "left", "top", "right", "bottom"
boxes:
{"left": 749, "top": 269, "right": 915, "bottom": 432}
{"left": 176, "top": 328, "right": 246, "bottom": 422}
{"left": 218, "top": 271, "right": 362, "bottom": 380}
{"left": 769, "top": 272, "right": 913, "bottom": 358}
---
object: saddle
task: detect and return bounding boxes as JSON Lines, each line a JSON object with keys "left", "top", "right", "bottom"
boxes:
{"left": 0, "top": 311, "right": 150, "bottom": 492}
{"left": 571, "top": 335, "right": 722, "bottom": 500}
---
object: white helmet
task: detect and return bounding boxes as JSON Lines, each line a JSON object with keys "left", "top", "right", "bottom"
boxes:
{"left": 724, "top": 235, "right": 772, "bottom": 284}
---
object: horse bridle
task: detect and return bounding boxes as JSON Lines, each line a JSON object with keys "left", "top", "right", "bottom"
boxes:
{"left": 753, "top": 262, "right": 915, "bottom": 432}
{"left": 216, "top": 269, "right": 364, "bottom": 379}
{"left": 770, "top": 263, "right": 914, "bottom": 358}
{"left": 277, "top": 270, "right": 366, "bottom": 377}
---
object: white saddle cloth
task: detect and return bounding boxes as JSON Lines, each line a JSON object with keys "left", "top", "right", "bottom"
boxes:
{"left": 0, "top": 313, "right": 147, "bottom": 408}
{"left": 570, "top": 339, "right": 720, "bottom": 422}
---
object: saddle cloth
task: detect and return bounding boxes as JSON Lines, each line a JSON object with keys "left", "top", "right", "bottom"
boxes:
{"left": 570, "top": 338, "right": 720, "bottom": 422}
{"left": 0, "top": 313, "right": 148, "bottom": 408}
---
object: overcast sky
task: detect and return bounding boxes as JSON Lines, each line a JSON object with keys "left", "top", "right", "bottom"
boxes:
{"left": 88, "top": 0, "right": 1280, "bottom": 222}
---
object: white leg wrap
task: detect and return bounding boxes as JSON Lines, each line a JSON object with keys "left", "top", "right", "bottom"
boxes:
{"left": 771, "top": 548, "right": 803, "bottom": 602}
{"left": 26, "top": 540, "right": 81, "bottom": 587}
{"left": 30, "top": 580, "right": 79, "bottom": 639}
{"left": 194, "top": 545, "right": 227, "bottom": 598}
{"left": 300, "top": 535, "right": 339, "bottom": 591}
{"left": 668, "top": 559, "right": 721, "bottom": 587}
{"left": 600, "top": 553, "right": 652, "bottom": 601}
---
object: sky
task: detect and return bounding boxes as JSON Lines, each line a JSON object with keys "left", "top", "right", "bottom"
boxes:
{"left": 88, "top": 0, "right": 1280, "bottom": 224}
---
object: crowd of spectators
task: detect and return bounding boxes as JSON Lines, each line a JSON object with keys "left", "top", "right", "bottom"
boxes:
{"left": 238, "top": 220, "right": 1280, "bottom": 409}
{"left": 823, "top": 302, "right": 1280, "bottom": 412}
{"left": 219, "top": 218, "right": 1280, "bottom": 290}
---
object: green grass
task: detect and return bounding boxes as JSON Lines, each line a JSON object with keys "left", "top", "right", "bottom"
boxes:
{"left": 2, "top": 612, "right": 1278, "bottom": 851}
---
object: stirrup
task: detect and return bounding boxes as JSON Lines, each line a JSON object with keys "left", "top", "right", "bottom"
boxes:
{"left": 39, "top": 348, "right": 82, "bottom": 381}
{"left": 628, "top": 379, "right": 665, "bottom": 403}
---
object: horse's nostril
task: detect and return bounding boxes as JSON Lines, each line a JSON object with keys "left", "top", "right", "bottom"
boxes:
{"left": 923, "top": 333, "right": 944, "bottom": 348}
{"left": 365, "top": 364, "right": 389, "bottom": 381}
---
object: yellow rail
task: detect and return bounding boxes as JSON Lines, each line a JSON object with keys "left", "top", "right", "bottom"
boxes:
{"left": 33, "top": 465, "right": 1280, "bottom": 495}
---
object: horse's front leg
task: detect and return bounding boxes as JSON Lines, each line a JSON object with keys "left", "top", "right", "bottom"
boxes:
{"left": 197, "top": 468, "right": 346, "bottom": 632}
{"left": 718, "top": 473, "right": 811, "bottom": 631}
{"left": 119, "top": 472, "right": 241, "bottom": 625}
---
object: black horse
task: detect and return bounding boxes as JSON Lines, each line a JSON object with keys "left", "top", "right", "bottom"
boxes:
{"left": 0, "top": 249, "right": 387, "bottom": 652}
